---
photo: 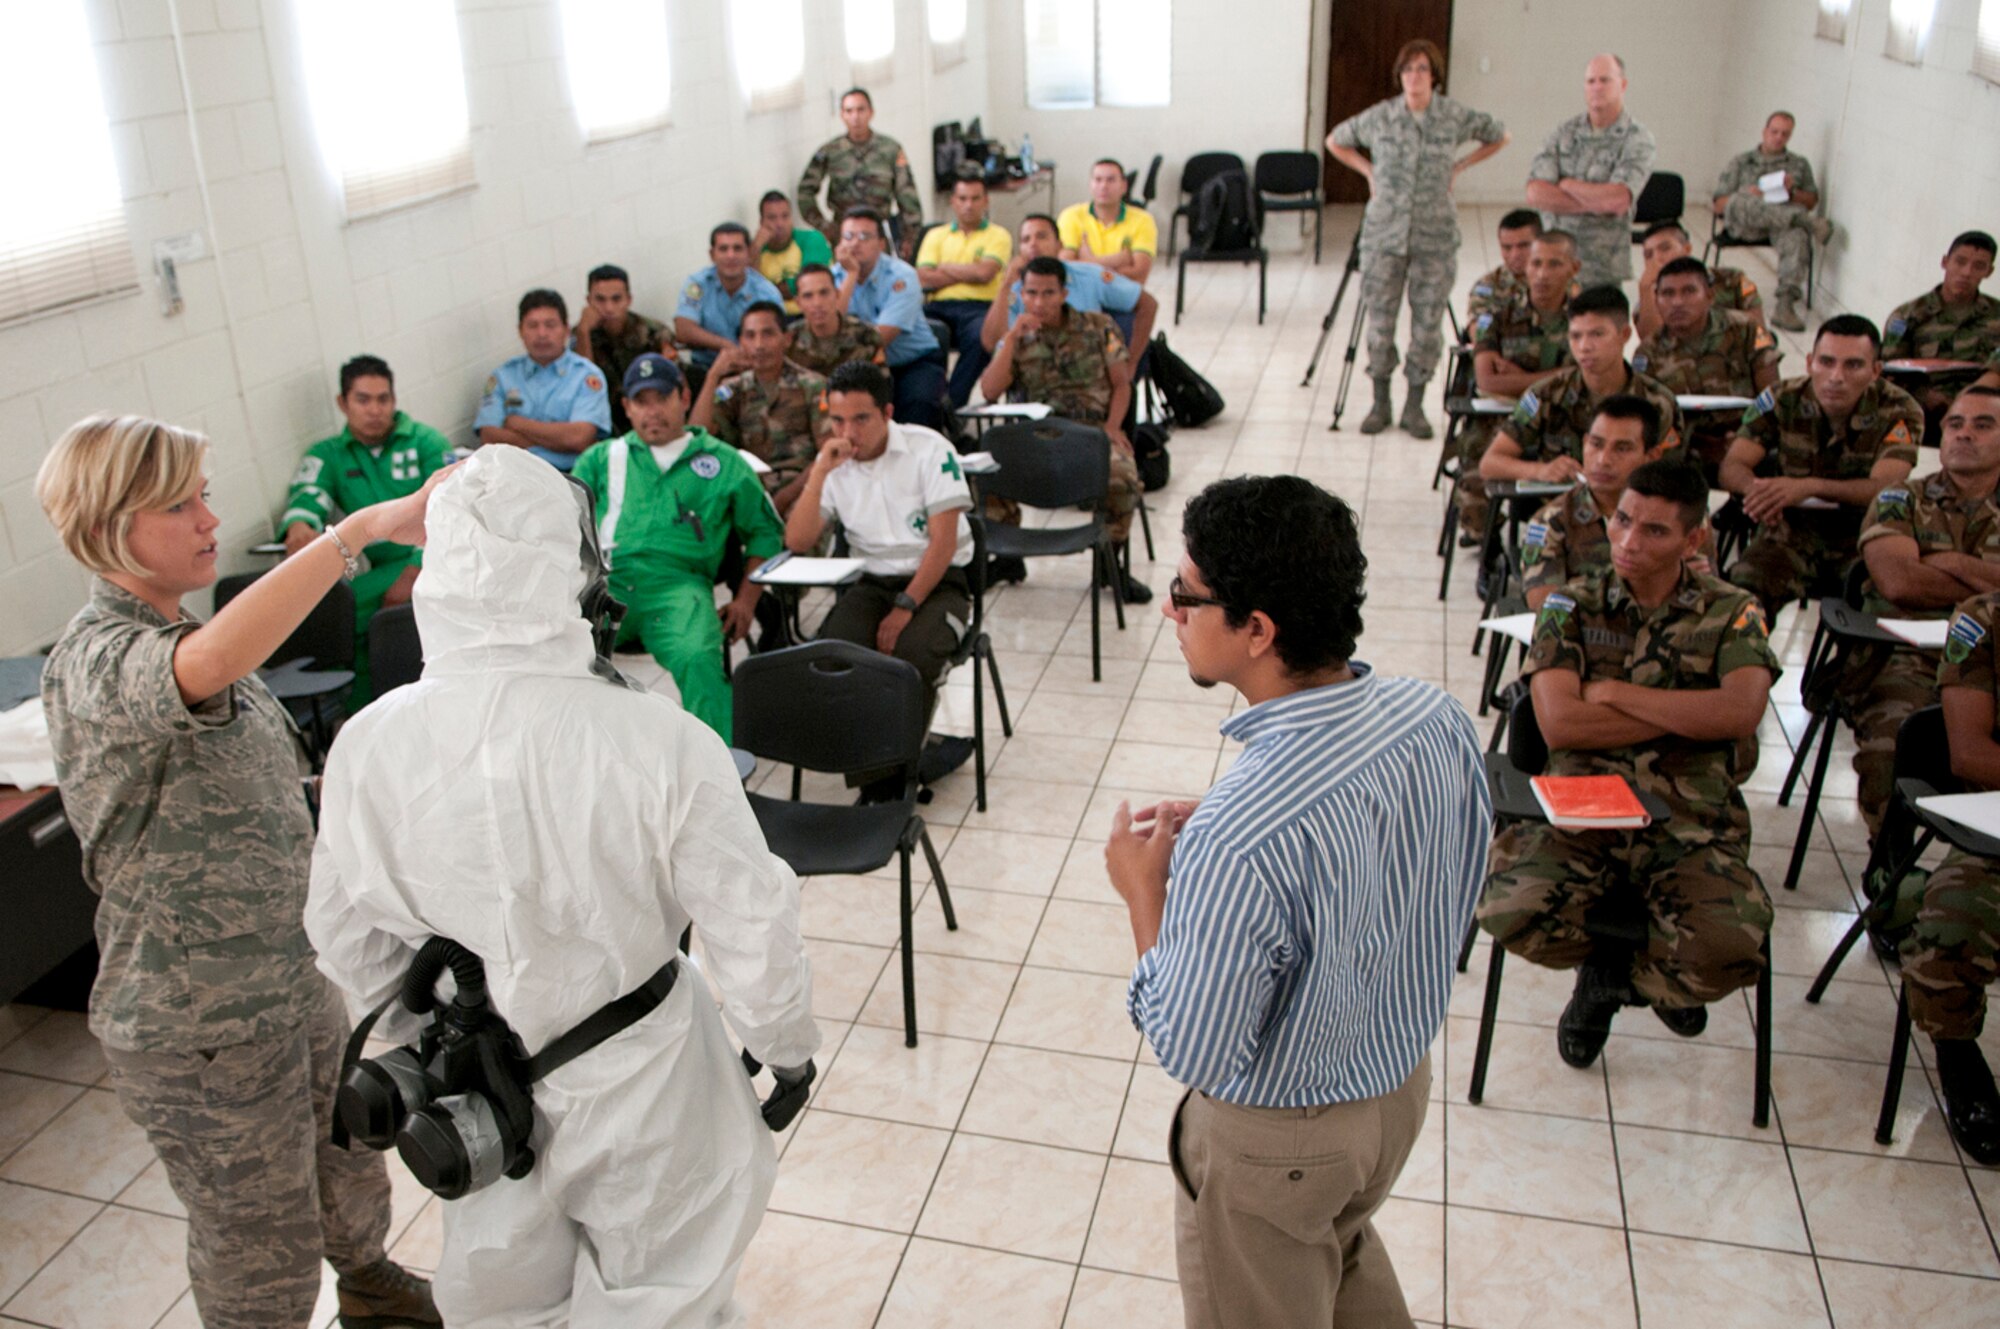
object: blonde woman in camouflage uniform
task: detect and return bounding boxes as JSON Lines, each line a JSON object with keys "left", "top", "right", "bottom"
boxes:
{"left": 1328, "top": 37, "right": 1510, "bottom": 440}
{"left": 36, "top": 415, "right": 446, "bottom": 1329}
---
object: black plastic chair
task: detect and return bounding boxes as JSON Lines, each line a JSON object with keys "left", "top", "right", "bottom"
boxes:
{"left": 1253, "top": 151, "right": 1323, "bottom": 263}
{"left": 1175, "top": 181, "right": 1267, "bottom": 327}
{"left": 1432, "top": 343, "right": 1479, "bottom": 600}
{"left": 949, "top": 515, "right": 1013, "bottom": 813}
{"left": 368, "top": 603, "right": 424, "bottom": 697}
{"left": 1629, "top": 172, "right": 1685, "bottom": 243}
{"left": 214, "top": 571, "right": 355, "bottom": 764}
{"left": 1706, "top": 208, "right": 1815, "bottom": 307}
{"left": 1465, "top": 689, "right": 1774, "bottom": 1127}
{"left": 732, "top": 640, "right": 958, "bottom": 1047}
{"left": 1130, "top": 154, "right": 1163, "bottom": 210}
{"left": 1166, "top": 152, "right": 1245, "bottom": 259}
{"left": 977, "top": 419, "right": 1127, "bottom": 683}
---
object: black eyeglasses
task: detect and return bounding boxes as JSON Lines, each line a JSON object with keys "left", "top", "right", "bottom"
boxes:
{"left": 1168, "top": 577, "right": 1228, "bottom": 612}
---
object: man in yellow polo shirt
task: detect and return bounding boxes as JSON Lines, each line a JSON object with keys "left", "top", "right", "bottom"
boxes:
{"left": 753, "top": 189, "right": 833, "bottom": 315}
{"left": 918, "top": 175, "right": 1012, "bottom": 407}
{"left": 1058, "top": 160, "right": 1158, "bottom": 285}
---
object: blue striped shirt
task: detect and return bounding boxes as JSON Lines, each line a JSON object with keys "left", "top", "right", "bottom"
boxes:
{"left": 1127, "top": 666, "right": 1492, "bottom": 1107}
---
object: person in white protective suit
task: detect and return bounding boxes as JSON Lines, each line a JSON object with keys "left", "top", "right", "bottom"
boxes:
{"left": 305, "top": 445, "right": 819, "bottom": 1328}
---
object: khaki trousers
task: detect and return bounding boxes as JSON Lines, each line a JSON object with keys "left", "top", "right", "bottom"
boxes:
{"left": 1170, "top": 1054, "right": 1432, "bottom": 1329}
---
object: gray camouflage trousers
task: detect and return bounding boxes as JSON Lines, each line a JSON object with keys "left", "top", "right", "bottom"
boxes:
{"left": 101, "top": 979, "right": 393, "bottom": 1329}
{"left": 1362, "top": 245, "right": 1455, "bottom": 386}
{"left": 1721, "top": 196, "right": 1815, "bottom": 301}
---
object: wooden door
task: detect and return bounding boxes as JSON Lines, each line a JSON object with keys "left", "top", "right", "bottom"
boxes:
{"left": 1323, "top": 0, "right": 1456, "bottom": 202}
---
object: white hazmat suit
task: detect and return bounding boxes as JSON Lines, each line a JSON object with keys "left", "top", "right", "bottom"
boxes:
{"left": 306, "top": 446, "right": 818, "bottom": 1328}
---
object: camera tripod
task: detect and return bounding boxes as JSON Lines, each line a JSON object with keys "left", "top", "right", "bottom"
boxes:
{"left": 1300, "top": 224, "right": 1366, "bottom": 428}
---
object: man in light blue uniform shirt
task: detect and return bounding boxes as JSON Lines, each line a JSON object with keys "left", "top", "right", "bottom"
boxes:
{"left": 1105, "top": 475, "right": 1488, "bottom": 1329}
{"left": 475, "top": 288, "right": 612, "bottom": 473}
{"left": 980, "top": 213, "right": 1157, "bottom": 371}
{"left": 673, "top": 222, "right": 785, "bottom": 388}
{"left": 832, "top": 206, "right": 946, "bottom": 429}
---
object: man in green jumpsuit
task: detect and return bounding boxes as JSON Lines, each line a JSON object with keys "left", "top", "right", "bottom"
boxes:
{"left": 571, "top": 354, "right": 782, "bottom": 740}
{"left": 279, "top": 354, "right": 452, "bottom": 702}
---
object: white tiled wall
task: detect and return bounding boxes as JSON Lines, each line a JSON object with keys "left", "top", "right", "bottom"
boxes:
{"left": 0, "top": 0, "right": 989, "bottom": 656}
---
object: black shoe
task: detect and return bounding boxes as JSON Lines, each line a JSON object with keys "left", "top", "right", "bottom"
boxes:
{"left": 1935, "top": 1039, "right": 2000, "bottom": 1165}
{"left": 1117, "top": 573, "right": 1153, "bottom": 604}
{"left": 918, "top": 734, "right": 976, "bottom": 784}
{"left": 987, "top": 555, "right": 1028, "bottom": 585}
{"left": 1557, "top": 966, "right": 1626, "bottom": 1068}
{"left": 1653, "top": 1004, "right": 1708, "bottom": 1038}
{"left": 855, "top": 775, "right": 905, "bottom": 805}
{"left": 1458, "top": 532, "right": 1482, "bottom": 548}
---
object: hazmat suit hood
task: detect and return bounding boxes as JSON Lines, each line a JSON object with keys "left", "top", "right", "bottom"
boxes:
{"left": 415, "top": 446, "right": 598, "bottom": 680}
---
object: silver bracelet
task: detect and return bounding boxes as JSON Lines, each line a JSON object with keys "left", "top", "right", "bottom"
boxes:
{"left": 326, "top": 526, "right": 361, "bottom": 580}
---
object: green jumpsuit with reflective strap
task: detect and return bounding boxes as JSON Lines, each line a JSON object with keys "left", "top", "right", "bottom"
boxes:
{"left": 571, "top": 428, "right": 783, "bottom": 740}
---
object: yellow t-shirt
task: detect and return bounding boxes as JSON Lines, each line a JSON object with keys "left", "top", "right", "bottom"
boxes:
{"left": 1057, "top": 202, "right": 1159, "bottom": 259}
{"left": 916, "top": 220, "right": 1012, "bottom": 302}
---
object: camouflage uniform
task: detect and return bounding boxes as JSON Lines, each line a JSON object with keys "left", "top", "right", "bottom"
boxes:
{"left": 707, "top": 362, "right": 832, "bottom": 497}
{"left": 1501, "top": 362, "right": 1686, "bottom": 465}
{"left": 788, "top": 313, "right": 887, "bottom": 378}
{"left": 1465, "top": 263, "right": 1527, "bottom": 325}
{"left": 1843, "top": 475, "right": 2000, "bottom": 833}
{"left": 1457, "top": 296, "right": 1571, "bottom": 537}
{"left": 1709, "top": 266, "right": 1764, "bottom": 322}
{"left": 1528, "top": 110, "right": 1659, "bottom": 288}
{"left": 1633, "top": 308, "right": 1782, "bottom": 475}
{"left": 1479, "top": 567, "right": 1780, "bottom": 1007}
{"left": 1329, "top": 95, "right": 1507, "bottom": 387}
{"left": 1713, "top": 148, "right": 1822, "bottom": 301}
{"left": 582, "top": 312, "right": 676, "bottom": 436}
{"left": 1906, "top": 591, "right": 2000, "bottom": 1038}
{"left": 1003, "top": 308, "right": 1142, "bottom": 542}
{"left": 39, "top": 579, "right": 393, "bottom": 1329}
{"left": 1882, "top": 287, "right": 2000, "bottom": 421}
{"left": 1725, "top": 376, "right": 1924, "bottom": 617}
{"left": 797, "top": 131, "right": 925, "bottom": 254}
{"left": 1520, "top": 486, "right": 1716, "bottom": 601}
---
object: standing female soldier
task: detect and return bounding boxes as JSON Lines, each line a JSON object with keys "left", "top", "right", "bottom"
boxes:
{"left": 1328, "top": 38, "right": 1511, "bottom": 439}
{"left": 36, "top": 415, "right": 447, "bottom": 1329}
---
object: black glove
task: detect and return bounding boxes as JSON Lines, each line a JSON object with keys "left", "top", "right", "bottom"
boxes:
{"left": 741, "top": 1049, "right": 816, "bottom": 1132}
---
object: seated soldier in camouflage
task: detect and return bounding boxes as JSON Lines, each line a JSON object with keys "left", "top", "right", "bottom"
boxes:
{"left": 1465, "top": 209, "right": 1544, "bottom": 327}
{"left": 690, "top": 300, "right": 831, "bottom": 516}
{"left": 978, "top": 257, "right": 1149, "bottom": 604}
{"left": 1912, "top": 584, "right": 2000, "bottom": 1163}
{"left": 1455, "top": 230, "right": 1581, "bottom": 543}
{"left": 1882, "top": 231, "right": 2000, "bottom": 435}
{"left": 1635, "top": 220, "right": 1765, "bottom": 339}
{"left": 1521, "top": 395, "right": 1691, "bottom": 610}
{"left": 1849, "top": 386, "right": 2000, "bottom": 844}
{"left": 1480, "top": 285, "right": 1685, "bottom": 488}
{"left": 1710, "top": 111, "right": 1831, "bottom": 332}
{"left": 788, "top": 263, "right": 887, "bottom": 378}
{"left": 1633, "top": 256, "right": 1783, "bottom": 481}
{"left": 1481, "top": 462, "right": 1778, "bottom": 1067}
{"left": 574, "top": 263, "right": 679, "bottom": 436}
{"left": 1720, "top": 315, "right": 1923, "bottom": 620}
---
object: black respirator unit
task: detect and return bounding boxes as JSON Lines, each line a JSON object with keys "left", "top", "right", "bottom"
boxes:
{"left": 563, "top": 475, "right": 635, "bottom": 688}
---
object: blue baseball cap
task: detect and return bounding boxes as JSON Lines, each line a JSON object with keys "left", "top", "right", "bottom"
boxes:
{"left": 621, "top": 353, "right": 685, "bottom": 398}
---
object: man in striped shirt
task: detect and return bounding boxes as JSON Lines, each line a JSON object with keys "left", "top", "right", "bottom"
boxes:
{"left": 1107, "top": 476, "right": 1490, "bottom": 1329}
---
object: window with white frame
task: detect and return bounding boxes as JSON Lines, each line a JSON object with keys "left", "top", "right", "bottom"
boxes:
{"left": 1884, "top": 0, "right": 1933, "bottom": 63}
{"left": 928, "top": 0, "right": 967, "bottom": 71}
{"left": 1024, "top": 0, "right": 1169, "bottom": 109}
{"left": 561, "top": 0, "right": 672, "bottom": 141}
{"left": 732, "top": 0, "right": 807, "bottom": 112}
{"left": 1976, "top": 0, "right": 2000, "bottom": 83}
{"left": 0, "top": 5, "right": 137, "bottom": 324}
{"left": 1815, "top": 0, "right": 1852, "bottom": 43}
{"left": 299, "top": 0, "right": 474, "bottom": 219}
{"left": 846, "top": 0, "right": 895, "bottom": 84}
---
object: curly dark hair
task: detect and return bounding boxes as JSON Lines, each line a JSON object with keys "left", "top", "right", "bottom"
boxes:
{"left": 1182, "top": 476, "right": 1366, "bottom": 675}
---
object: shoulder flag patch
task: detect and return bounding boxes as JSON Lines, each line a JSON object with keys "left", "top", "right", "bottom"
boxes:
{"left": 1730, "top": 599, "right": 1768, "bottom": 636}
{"left": 1946, "top": 611, "right": 1988, "bottom": 664}
{"left": 1886, "top": 315, "right": 1908, "bottom": 337}
{"left": 1523, "top": 521, "right": 1550, "bottom": 547}
{"left": 1519, "top": 389, "right": 1540, "bottom": 415}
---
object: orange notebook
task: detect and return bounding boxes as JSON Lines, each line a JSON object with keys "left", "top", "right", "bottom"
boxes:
{"left": 1529, "top": 774, "right": 1650, "bottom": 829}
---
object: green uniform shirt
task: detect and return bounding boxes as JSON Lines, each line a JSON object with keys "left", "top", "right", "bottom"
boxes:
{"left": 280, "top": 412, "right": 452, "bottom": 576}
{"left": 1504, "top": 363, "right": 1686, "bottom": 462}
{"left": 797, "top": 131, "right": 924, "bottom": 242}
{"left": 41, "top": 579, "right": 321, "bottom": 1053}
{"left": 572, "top": 427, "right": 783, "bottom": 593}
{"left": 1858, "top": 472, "right": 2000, "bottom": 616}
{"left": 708, "top": 363, "right": 832, "bottom": 494}
{"left": 1634, "top": 308, "right": 1780, "bottom": 398}
{"left": 1528, "top": 566, "right": 1780, "bottom": 812}
{"left": 1520, "top": 486, "right": 1717, "bottom": 600}
{"left": 1737, "top": 375, "right": 1923, "bottom": 480}
{"left": 1004, "top": 308, "right": 1128, "bottom": 424}
{"left": 1883, "top": 287, "right": 2000, "bottom": 367}
{"left": 1473, "top": 295, "right": 1571, "bottom": 376}
{"left": 789, "top": 314, "right": 887, "bottom": 377}
{"left": 757, "top": 228, "right": 835, "bottom": 313}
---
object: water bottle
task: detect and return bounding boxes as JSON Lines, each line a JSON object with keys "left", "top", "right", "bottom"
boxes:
{"left": 1020, "top": 133, "right": 1036, "bottom": 175}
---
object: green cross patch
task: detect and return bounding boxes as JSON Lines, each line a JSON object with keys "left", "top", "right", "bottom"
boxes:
{"left": 909, "top": 511, "right": 928, "bottom": 534}
{"left": 940, "top": 455, "right": 962, "bottom": 480}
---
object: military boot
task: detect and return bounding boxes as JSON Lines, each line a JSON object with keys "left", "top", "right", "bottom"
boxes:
{"left": 337, "top": 1259, "right": 442, "bottom": 1329}
{"left": 1556, "top": 961, "right": 1630, "bottom": 1068}
{"left": 1771, "top": 294, "right": 1806, "bottom": 333}
{"left": 1358, "top": 377, "right": 1394, "bottom": 434}
{"left": 1400, "top": 384, "right": 1433, "bottom": 440}
{"left": 1934, "top": 1038, "right": 2000, "bottom": 1165}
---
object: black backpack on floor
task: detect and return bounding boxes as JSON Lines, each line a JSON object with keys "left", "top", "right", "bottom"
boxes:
{"left": 1148, "top": 335, "right": 1225, "bottom": 428}
{"left": 1132, "top": 422, "right": 1171, "bottom": 492}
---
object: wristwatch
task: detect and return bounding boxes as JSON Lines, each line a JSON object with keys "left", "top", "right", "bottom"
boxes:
{"left": 893, "top": 591, "right": 920, "bottom": 613}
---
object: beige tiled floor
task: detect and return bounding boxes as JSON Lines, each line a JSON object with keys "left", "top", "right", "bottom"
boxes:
{"left": 5, "top": 211, "right": 2000, "bottom": 1326}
